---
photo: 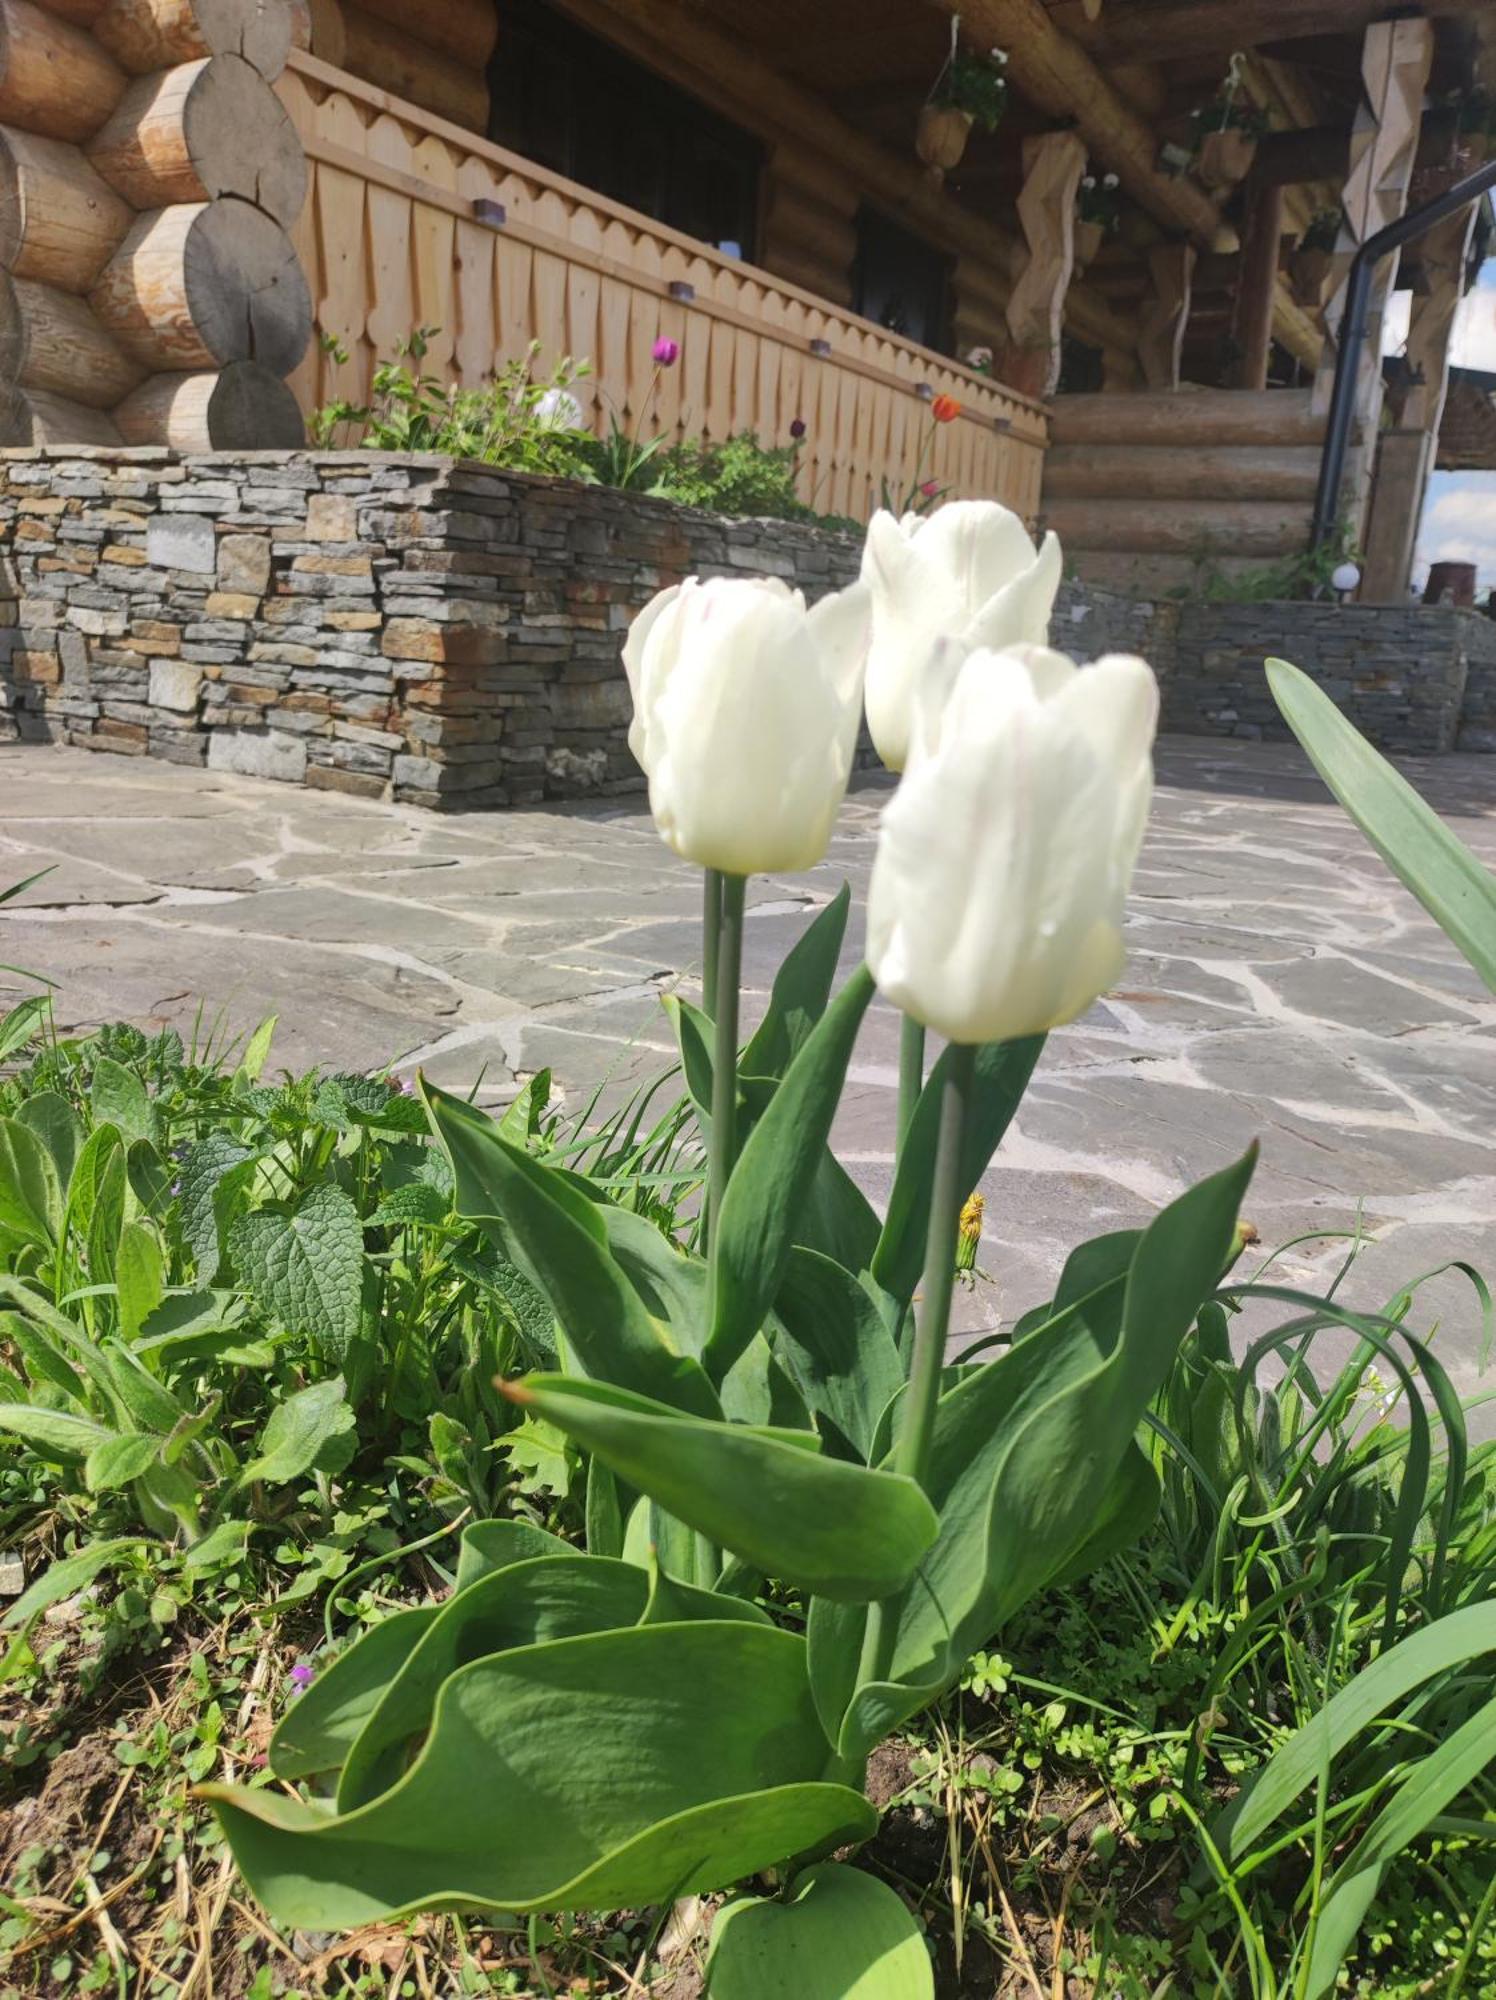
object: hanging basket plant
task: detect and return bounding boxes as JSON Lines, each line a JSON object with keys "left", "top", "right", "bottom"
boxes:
{"left": 1074, "top": 172, "right": 1121, "bottom": 274}
{"left": 917, "top": 34, "right": 1010, "bottom": 180}
{"left": 1289, "top": 208, "right": 1341, "bottom": 308}
{"left": 1189, "top": 53, "right": 1268, "bottom": 193}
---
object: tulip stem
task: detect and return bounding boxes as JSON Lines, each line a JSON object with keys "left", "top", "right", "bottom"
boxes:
{"left": 897, "top": 1014, "right": 926, "bottom": 1153}
{"left": 858, "top": 1039, "right": 975, "bottom": 1693}
{"left": 701, "top": 868, "right": 723, "bottom": 1022}
{"left": 706, "top": 872, "right": 746, "bottom": 1255}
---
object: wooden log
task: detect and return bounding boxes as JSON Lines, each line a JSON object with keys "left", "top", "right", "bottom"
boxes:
{"left": 1137, "top": 241, "right": 1194, "bottom": 392}
{"left": 300, "top": 0, "right": 341, "bottom": 62}
{"left": 337, "top": 5, "right": 486, "bottom": 131}
{"left": 1043, "top": 442, "right": 1322, "bottom": 503}
{"left": 88, "top": 53, "right": 306, "bottom": 224}
{"left": 0, "top": 0, "right": 126, "bottom": 141}
{"left": 1231, "top": 180, "right": 1285, "bottom": 391}
{"left": 31, "top": 0, "right": 111, "bottom": 22}
{"left": 0, "top": 123, "right": 132, "bottom": 288}
{"left": 113, "top": 357, "right": 303, "bottom": 444}
{"left": 0, "top": 271, "right": 147, "bottom": 403}
{"left": 1003, "top": 130, "right": 1087, "bottom": 400}
{"left": 355, "top": 0, "right": 494, "bottom": 68}
{"left": 94, "top": 0, "right": 292, "bottom": 82}
{"left": 90, "top": 195, "right": 310, "bottom": 373}
{"left": 1050, "top": 388, "right": 1326, "bottom": 450}
{"left": 761, "top": 178, "right": 856, "bottom": 281}
{"left": 21, "top": 385, "right": 123, "bottom": 440}
{"left": 1043, "top": 495, "right": 1313, "bottom": 556}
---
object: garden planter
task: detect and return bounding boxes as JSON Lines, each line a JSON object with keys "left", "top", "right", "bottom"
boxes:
{"left": 1196, "top": 127, "right": 1257, "bottom": 192}
{"left": 916, "top": 103, "right": 973, "bottom": 175}
{"left": 1289, "top": 246, "right": 1335, "bottom": 309}
{"left": 1073, "top": 218, "right": 1104, "bottom": 274}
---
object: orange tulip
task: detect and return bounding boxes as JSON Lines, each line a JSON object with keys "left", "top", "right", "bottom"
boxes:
{"left": 931, "top": 393, "right": 962, "bottom": 424}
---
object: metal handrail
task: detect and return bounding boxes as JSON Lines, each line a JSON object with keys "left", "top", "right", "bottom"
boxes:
{"left": 1310, "top": 154, "right": 1496, "bottom": 555}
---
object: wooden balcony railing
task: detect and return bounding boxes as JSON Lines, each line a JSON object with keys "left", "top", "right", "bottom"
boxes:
{"left": 276, "top": 52, "right": 1048, "bottom": 525}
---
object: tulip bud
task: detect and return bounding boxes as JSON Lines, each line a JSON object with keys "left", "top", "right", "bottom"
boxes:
{"left": 623, "top": 576, "right": 869, "bottom": 875}
{"left": 866, "top": 645, "right": 1159, "bottom": 1045}
{"left": 860, "top": 501, "right": 1062, "bottom": 773}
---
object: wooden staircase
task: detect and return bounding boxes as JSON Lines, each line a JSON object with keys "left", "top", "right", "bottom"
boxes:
{"left": 1041, "top": 390, "right": 1329, "bottom": 597}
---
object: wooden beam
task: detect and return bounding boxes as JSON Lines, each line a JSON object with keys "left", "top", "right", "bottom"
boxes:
{"left": 1045, "top": 0, "right": 1480, "bottom": 65}
{"left": 1232, "top": 180, "right": 1284, "bottom": 390}
{"left": 926, "top": 0, "right": 1228, "bottom": 252}
{"left": 1002, "top": 130, "right": 1087, "bottom": 398}
{"left": 1138, "top": 241, "right": 1194, "bottom": 390}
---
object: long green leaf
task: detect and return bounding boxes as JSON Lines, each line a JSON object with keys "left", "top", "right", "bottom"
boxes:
{"left": 422, "top": 1080, "right": 719, "bottom": 1418}
{"left": 1267, "top": 657, "right": 1496, "bottom": 990}
{"left": 740, "top": 884, "right": 852, "bottom": 1080}
{"left": 1304, "top": 1693, "right": 1496, "bottom": 1999}
{"left": 203, "top": 1624, "right": 874, "bottom": 1927}
{"left": 0, "top": 1403, "right": 113, "bottom": 1465}
{"left": 1, "top": 1536, "right": 145, "bottom": 1632}
{"left": 707, "top": 967, "right": 875, "bottom": 1378}
{"left": 0, "top": 1116, "right": 62, "bottom": 1248}
{"left": 509, "top": 1373, "right": 938, "bottom": 1603}
{"left": 1213, "top": 1600, "right": 1496, "bottom": 1866}
{"left": 871, "top": 1034, "right": 1045, "bottom": 1305}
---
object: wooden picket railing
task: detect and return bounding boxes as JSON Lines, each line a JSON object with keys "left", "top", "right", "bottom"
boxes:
{"left": 276, "top": 52, "right": 1048, "bottom": 525}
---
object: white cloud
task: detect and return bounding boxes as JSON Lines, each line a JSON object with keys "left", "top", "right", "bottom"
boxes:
{"left": 1414, "top": 474, "right": 1496, "bottom": 588}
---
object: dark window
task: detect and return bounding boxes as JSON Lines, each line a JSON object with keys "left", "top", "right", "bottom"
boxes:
{"left": 489, "top": 0, "right": 761, "bottom": 261}
{"left": 853, "top": 206, "right": 952, "bottom": 353}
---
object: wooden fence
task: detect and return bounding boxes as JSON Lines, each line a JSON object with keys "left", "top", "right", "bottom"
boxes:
{"left": 276, "top": 52, "right": 1048, "bottom": 525}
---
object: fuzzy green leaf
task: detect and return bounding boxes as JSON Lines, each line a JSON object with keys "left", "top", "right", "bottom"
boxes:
{"left": 240, "top": 1376, "right": 355, "bottom": 1487}
{"left": 230, "top": 1186, "right": 363, "bottom": 1358}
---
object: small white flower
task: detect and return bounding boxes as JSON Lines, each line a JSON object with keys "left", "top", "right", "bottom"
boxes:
{"left": 535, "top": 387, "right": 584, "bottom": 431}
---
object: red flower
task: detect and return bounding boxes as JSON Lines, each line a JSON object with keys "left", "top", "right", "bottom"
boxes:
{"left": 931, "top": 394, "right": 961, "bottom": 424}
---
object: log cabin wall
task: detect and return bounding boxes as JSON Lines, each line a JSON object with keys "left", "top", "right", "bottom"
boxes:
{"left": 0, "top": 0, "right": 313, "bottom": 449}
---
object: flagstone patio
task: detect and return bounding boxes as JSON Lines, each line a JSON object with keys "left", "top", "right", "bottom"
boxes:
{"left": 2, "top": 736, "right": 1494, "bottom": 1404}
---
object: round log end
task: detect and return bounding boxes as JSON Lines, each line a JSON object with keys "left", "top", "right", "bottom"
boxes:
{"left": 114, "top": 359, "right": 304, "bottom": 447}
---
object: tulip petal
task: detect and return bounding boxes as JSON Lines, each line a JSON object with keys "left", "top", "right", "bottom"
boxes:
{"left": 622, "top": 581, "right": 685, "bottom": 771}
{"left": 965, "top": 531, "right": 1062, "bottom": 655}
{"left": 805, "top": 582, "right": 871, "bottom": 712}
{"left": 912, "top": 501, "right": 1044, "bottom": 620}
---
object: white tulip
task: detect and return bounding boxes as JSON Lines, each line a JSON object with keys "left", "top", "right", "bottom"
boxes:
{"left": 535, "top": 386, "right": 585, "bottom": 430}
{"left": 860, "top": 500, "right": 1063, "bottom": 772}
{"left": 622, "top": 575, "right": 870, "bottom": 875}
{"left": 866, "top": 644, "right": 1159, "bottom": 1045}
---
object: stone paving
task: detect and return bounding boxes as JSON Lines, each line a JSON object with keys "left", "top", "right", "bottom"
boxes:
{"left": 2, "top": 737, "right": 1494, "bottom": 1405}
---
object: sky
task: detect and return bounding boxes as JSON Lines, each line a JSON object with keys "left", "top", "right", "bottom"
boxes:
{"left": 1392, "top": 257, "right": 1496, "bottom": 592}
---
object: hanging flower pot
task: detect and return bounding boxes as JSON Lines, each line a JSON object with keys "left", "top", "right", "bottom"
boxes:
{"left": 1073, "top": 218, "right": 1105, "bottom": 274}
{"left": 1289, "top": 246, "right": 1335, "bottom": 310}
{"left": 1197, "top": 126, "right": 1257, "bottom": 192}
{"left": 916, "top": 103, "right": 974, "bottom": 174}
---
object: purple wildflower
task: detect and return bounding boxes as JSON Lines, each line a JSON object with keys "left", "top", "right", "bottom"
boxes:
{"left": 288, "top": 1661, "right": 315, "bottom": 1693}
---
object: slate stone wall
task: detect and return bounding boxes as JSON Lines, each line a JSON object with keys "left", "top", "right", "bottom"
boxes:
{"left": 2, "top": 447, "right": 1489, "bottom": 811}
{"left": 1155, "top": 600, "right": 1496, "bottom": 755}
{"left": 0, "top": 447, "right": 865, "bottom": 809}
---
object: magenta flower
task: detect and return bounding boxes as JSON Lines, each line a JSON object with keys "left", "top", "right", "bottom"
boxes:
{"left": 652, "top": 337, "right": 680, "bottom": 367}
{"left": 920, "top": 479, "right": 940, "bottom": 499}
{"left": 789, "top": 417, "right": 806, "bottom": 440}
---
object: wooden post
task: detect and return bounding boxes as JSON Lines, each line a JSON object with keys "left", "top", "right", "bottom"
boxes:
{"left": 1360, "top": 201, "right": 1479, "bottom": 601}
{"left": 1138, "top": 240, "right": 1194, "bottom": 391}
{"left": 1312, "top": 17, "right": 1434, "bottom": 538}
{"left": 1230, "top": 178, "right": 1283, "bottom": 391}
{"left": 1002, "top": 130, "right": 1087, "bottom": 399}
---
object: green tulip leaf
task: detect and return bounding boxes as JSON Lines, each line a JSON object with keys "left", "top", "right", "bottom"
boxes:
{"left": 662, "top": 991, "right": 716, "bottom": 1130}
{"left": 740, "top": 882, "right": 852, "bottom": 1080}
{"left": 455, "top": 1517, "right": 576, "bottom": 1590}
{"left": 774, "top": 1247, "right": 903, "bottom": 1462}
{"left": 708, "top": 1862, "right": 934, "bottom": 2000}
{"left": 508, "top": 1373, "right": 938, "bottom": 1603}
{"left": 707, "top": 966, "right": 876, "bottom": 1379}
{"left": 815, "top": 1148, "right": 1256, "bottom": 1756}
{"left": 271, "top": 1608, "right": 435, "bottom": 1781}
{"left": 871, "top": 1035, "right": 1045, "bottom": 1307}
{"left": 422, "top": 1080, "right": 719, "bottom": 1418}
{"left": 204, "top": 1623, "right": 874, "bottom": 1928}
{"left": 1267, "top": 657, "right": 1496, "bottom": 990}
{"left": 0, "top": 1116, "right": 62, "bottom": 1249}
